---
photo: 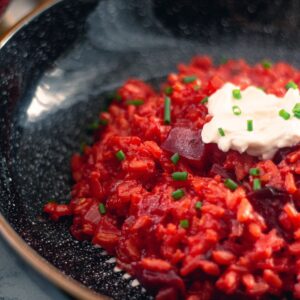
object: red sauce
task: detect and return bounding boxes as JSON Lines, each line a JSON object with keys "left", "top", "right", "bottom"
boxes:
{"left": 44, "top": 56, "right": 300, "bottom": 299}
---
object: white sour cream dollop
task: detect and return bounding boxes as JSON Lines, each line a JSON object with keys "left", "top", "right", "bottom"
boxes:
{"left": 201, "top": 82, "right": 300, "bottom": 159}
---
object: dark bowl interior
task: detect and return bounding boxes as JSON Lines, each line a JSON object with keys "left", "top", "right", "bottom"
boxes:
{"left": 1, "top": 0, "right": 300, "bottom": 299}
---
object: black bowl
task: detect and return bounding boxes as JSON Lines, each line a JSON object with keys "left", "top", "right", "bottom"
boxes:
{"left": 1, "top": 0, "right": 300, "bottom": 299}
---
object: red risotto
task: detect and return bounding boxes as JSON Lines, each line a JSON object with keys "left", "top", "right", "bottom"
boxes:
{"left": 44, "top": 56, "right": 300, "bottom": 299}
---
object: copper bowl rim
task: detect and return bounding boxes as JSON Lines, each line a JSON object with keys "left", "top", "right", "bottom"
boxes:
{"left": 0, "top": 1, "right": 108, "bottom": 299}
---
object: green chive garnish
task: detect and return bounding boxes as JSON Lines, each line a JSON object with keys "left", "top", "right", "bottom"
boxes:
{"left": 220, "top": 57, "right": 228, "bottom": 65}
{"left": 253, "top": 178, "right": 261, "bottom": 191}
{"left": 224, "top": 178, "right": 238, "bottom": 191}
{"left": 232, "top": 89, "right": 242, "bottom": 100}
{"left": 183, "top": 75, "right": 197, "bottom": 83}
{"left": 170, "top": 153, "right": 180, "bottom": 165}
{"left": 201, "top": 96, "right": 209, "bottom": 104}
{"left": 232, "top": 105, "right": 242, "bottom": 116}
{"left": 195, "top": 201, "right": 202, "bottom": 210}
{"left": 126, "top": 99, "right": 144, "bottom": 106}
{"left": 249, "top": 168, "right": 260, "bottom": 176}
{"left": 279, "top": 109, "right": 290, "bottom": 120}
{"left": 164, "top": 96, "right": 171, "bottom": 124}
{"left": 115, "top": 150, "right": 126, "bottom": 161}
{"left": 115, "top": 93, "right": 122, "bottom": 101}
{"left": 218, "top": 128, "right": 225, "bottom": 137}
{"left": 261, "top": 60, "right": 272, "bottom": 69}
{"left": 194, "top": 85, "right": 201, "bottom": 91}
{"left": 87, "top": 120, "right": 100, "bottom": 130}
{"left": 257, "top": 87, "right": 265, "bottom": 91}
{"left": 286, "top": 81, "right": 298, "bottom": 90}
{"left": 172, "top": 189, "right": 185, "bottom": 200}
{"left": 172, "top": 172, "right": 188, "bottom": 181}
{"left": 293, "top": 103, "right": 300, "bottom": 119}
{"left": 80, "top": 142, "right": 87, "bottom": 153}
{"left": 180, "top": 219, "right": 189, "bottom": 229}
{"left": 164, "top": 86, "right": 173, "bottom": 95}
{"left": 98, "top": 203, "right": 106, "bottom": 215}
{"left": 247, "top": 120, "right": 253, "bottom": 132}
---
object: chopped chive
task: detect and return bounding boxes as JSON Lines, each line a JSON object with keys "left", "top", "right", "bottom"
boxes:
{"left": 164, "top": 96, "right": 171, "bottom": 124}
{"left": 100, "top": 119, "right": 109, "bottom": 125}
{"left": 257, "top": 87, "right": 265, "bottom": 91}
{"left": 172, "top": 189, "right": 185, "bottom": 200}
{"left": 115, "top": 93, "right": 122, "bottom": 101}
{"left": 247, "top": 120, "right": 253, "bottom": 132}
{"left": 286, "top": 81, "right": 298, "bottom": 90}
{"left": 279, "top": 109, "right": 291, "bottom": 120}
{"left": 170, "top": 153, "right": 180, "bottom": 165}
{"left": 224, "top": 178, "right": 238, "bottom": 191}
{"left": 126, "top": 99, "right": 144, "bottom": 106}
{"left": 232, "top": 89, "right": 242, "bottom": 100}
{"left": 98, "top": 203, "right": 106, "bottom": 215}
{"left": 200, "top": 96, "right": 209, "bottom": 104}
{"left": 253, "top": 178, "right": 261, "bottom": 191}
{"left": 218, "top": 127, "right": 225, "bottom": 137}
{"left": 293, "top": 103, "right": 300, "bottom": 119}
{"left": 164, "top": 86, "right": 173, "bottom": 95}
{"left": 261, "top": 60, "right": 272, "bottom": 69}
{"left": 115, "top": 150, "right": 126, "bottom": 161}
{"left": 172, "top": 171, "right": 188, "bottom": 181}
{"left": 108, "top": 92, "right": 122, "bottom": 102}
{"left": 179, "top": 219, "right": 189, "bottom": 229}
{"left": 87, "top": 120, "right": 100, "bottom": 130}
{"left": 183, "top": 75, "right": 197, "bottom": 83}
{"left": 194, "top": 85, "right": 201, "bottom": 91}
{"left": 195, "top": 201, "right": 202, "bottom": 210}
{"left": 80, "top": 142, "right": 87, "bottom": 153}
{"left": 249, "top": 168, "right": 260, "bottom": 176}
{"left": 220, "top": 57, "right": 228, "bottom": 65}
{"left": 232, "top": 105, "right": 242, "bottom": 116}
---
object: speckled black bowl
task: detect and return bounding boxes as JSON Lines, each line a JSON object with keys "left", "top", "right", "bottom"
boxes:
{"left": 1, "top": 0, "right": 300, "bottom": 299}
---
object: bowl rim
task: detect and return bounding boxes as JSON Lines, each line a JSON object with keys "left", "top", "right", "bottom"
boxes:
{"left": 0, "top": 1, "right": 108, "bottom": 299}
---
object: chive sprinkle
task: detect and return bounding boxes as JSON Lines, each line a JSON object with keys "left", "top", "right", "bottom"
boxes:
{"left": 232, "top": 105, "right": 242, "bottom": 116}
{"left": 164, "top": 96, "right": 171, "bottom": 124}
{"left": 224, "top": 178, "right": 238, "bottom": 191}
{"left": 115, "top": 150, "right": 126, "bottom": 161}
{"left": 279, "top": 109, "right": 290, "bottom": 120}
{"left": 170, "top": 153, "right": 180, "bottom": 165}
{"left": 172, "top": 172, "right": 188, "bottom": 181}
{"left": 80, "top": 142, "right": 87, "bottom": 153}
{"left": 98, "top": 203, "right": 106, "bottom": 215}
{"left": 183, "top": 75, "right": 197, "bottom": 83}
{"left": 126, "top": 99, "right": 144, "bottom": 106}
{"left": 87, "top": 120, "right": 100, "bottom": 130}
{"left": 247, "top": 120, "right": 253, "bottom": 132}
{"left": 194, "top": 85, "right": 201, "bottom": 91}
{"left": 180, "top": 219, "right": 189, "bottom": 229}
{"left": 172, "top": 189, "right": 185, "bottom": 200}
{"left": 200, "top": 96, "right": 209, "bottom": 104}
{"left": 253, "top": 178, "right": 261, "bottom": 191}
{"left": 293, "top": 103, "right": 300, "bottom": 119}
{"left": 249, "top": 168, "right": 260, "bottom": 176}
{"left": 195, "top": 201, "right": 202, "bottom": 210}
{"left": 115, "top": 93, "right": 122, "bottom": 101}
{"left": 232, "top": 89, "right": 242, "bottom": 100}
{"left": 261, "top": 60, "right": 272, "bottom": 69}
{"left": 220, "top": 57, "right": 228, "bottom": 65}
{"left": 218, "top": 127, "right": 225, "bottom": 137}
{"left": 164, "top": 86, "right": 173, "bottom": 95}
{"left": 286, "top": 81, "right": 298, "bottom": 90}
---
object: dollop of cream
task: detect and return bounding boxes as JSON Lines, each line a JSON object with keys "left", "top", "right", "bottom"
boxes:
{"left": 201, "top": 83, "right": 300, "bottom": 159}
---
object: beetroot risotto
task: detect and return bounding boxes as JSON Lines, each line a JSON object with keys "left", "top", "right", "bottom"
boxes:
{"left": 44, "top": 56, "right": 300, "bottom": 300}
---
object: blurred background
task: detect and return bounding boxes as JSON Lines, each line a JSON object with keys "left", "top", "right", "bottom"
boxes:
{"left": 0, "top": 0, "right": 48, "bottom": 34}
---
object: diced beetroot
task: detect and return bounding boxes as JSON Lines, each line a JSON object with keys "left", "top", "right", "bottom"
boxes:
{"left": 248, "top": 188, "right": 292, "bottom": 238}
{"left": 83, "top": 203, "right": 101, "bottom": 225}
{"left": 161, "top": 127, "right": 213, "bottom": 169}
